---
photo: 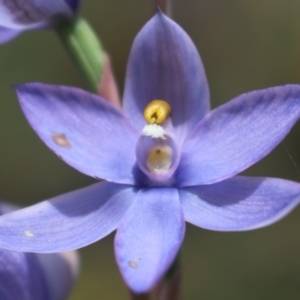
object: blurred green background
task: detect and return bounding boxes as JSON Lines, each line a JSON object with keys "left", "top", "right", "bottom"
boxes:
{"left": 1, "top": 0, "right": 300, "bottom": 299}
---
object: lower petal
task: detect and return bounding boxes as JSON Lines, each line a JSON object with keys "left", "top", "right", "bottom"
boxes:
{"left": 0, "top": 182, "right": 136, "bottom": 252}
{"left": 180, "top": 176, "right": 300, "bottom": 231}
{"left": 115, "top": 187, "right": 185, "bottom": 293}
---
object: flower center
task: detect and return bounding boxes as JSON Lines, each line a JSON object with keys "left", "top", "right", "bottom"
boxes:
{"left": 142, "top": 100, "right": 173, "bottom": 174}
{"left": 136, "top": 99, "right": 176, "bottom": 177}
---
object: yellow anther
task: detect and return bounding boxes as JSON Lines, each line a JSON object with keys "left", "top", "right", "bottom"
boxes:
{"left": 144, "top": 100, "right": 171, "bottom": 124}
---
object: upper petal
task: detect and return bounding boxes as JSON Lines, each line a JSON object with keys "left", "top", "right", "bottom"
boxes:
{"left": 177, "top": 85, "right": 300, "bottom": 186}
{"left": 115, "top": 187, "right": 185, "bottom": 293}
{"left": 16, "top": 83, "right": 140, "bottom": 185}
{"left": 123, "top": 12, "right": 209, "bottom": 143}
{"left": 0, "top": 182, "right": 136, "bottom": 252}
{"left": 0, "top": 0, "right": 74, "bottom": 29}
{"left": 180, "top": 176, "right": 300, "bottom": 231}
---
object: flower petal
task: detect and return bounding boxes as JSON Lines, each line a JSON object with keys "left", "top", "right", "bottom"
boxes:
{"left": 37, "top": 251, "right": 79, "bottom": 300}
{"left": 0, "top": 182, "right": 136, "bottom": 252}
{"left": 115, "top": 187, "right": 185, "bottom": 293}
{"left": 0, "top": 201, "right": 79, "bottom": 300}
{"left": 16, "top": 83, "right": 140, "bottom": 185}
{"left": 177, "top": 85, "right": 300, "bottom": 186}
{"left": 0, "top": 26, "right": 20, "bottom": 44}
{"left": 180, "top": 176, "right": 300, "bottom": 231}
{"left": 0, "top": 0, "right": 73, "bottom": 29}
{"left": 0, "top": 250, "right": 49, "bottom": 300}
{"left": 123, "top": 12, "right": 209, "bottom": 142}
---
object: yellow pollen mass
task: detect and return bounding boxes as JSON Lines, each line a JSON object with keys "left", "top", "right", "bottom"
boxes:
{"left": 144, "top": 100, "right": 171, "bottom": 124}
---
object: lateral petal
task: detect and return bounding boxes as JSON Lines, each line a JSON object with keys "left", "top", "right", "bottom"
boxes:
{"left": 180, "top": 176, "right": 300, "bottom": 231}
{"left": 16, "top": 83, "right": 140, "bottom": 185}
{"left": 0, "top": 182, "right": 136, "bottom": 252}
{"left": 0, "top": 201, "right": 79, "bottom": 300}
{"left": 178, "top": 85, "right": 300, "bottom": 186}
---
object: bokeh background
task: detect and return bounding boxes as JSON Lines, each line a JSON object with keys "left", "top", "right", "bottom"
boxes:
{"left": 1, "top": 0, "right": 300, "bottom": 299}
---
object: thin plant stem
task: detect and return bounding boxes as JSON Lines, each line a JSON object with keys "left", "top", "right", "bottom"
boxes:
{"left": 155, "top": 252, "right": 182, "bottom": 300}
{"left": 55, "top": 17, "right": 104, "bottom": 93}
{"left": 130, "top": 291, "right": 151, "bottom": 300}
{"left": 154, "top": 0, "right": 172, "bottom": 17}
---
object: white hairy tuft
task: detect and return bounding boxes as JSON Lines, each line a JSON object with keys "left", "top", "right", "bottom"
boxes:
{"left": 142, "top": 124, "right": 166, "bottom": 139}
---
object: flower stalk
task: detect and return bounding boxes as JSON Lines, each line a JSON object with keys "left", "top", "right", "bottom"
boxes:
{"left": 154, "top": 0, "right": 172, "bottom": 16}
{"left": 55, "top": 17, "right": 105, "bottom": 93}
{"left": 155, "top": 252, "right": 182, "bottom": 300}
{"left": 130, "top": 291, "right": 151, "bottom": 300}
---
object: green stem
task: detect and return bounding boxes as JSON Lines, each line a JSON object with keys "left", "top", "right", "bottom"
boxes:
{"left": 55, "top": 17, "right": 104, "bottom": 93}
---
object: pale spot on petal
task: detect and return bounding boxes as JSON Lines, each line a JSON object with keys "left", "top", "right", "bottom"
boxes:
{"left": 24, "top": 230, "right": 34, "bottom": 238}
{"left": 128, "top": 260, "right": 138, "bottom": 269}
{"left": 52, "top": 134, "right": 72, "bottom": 148}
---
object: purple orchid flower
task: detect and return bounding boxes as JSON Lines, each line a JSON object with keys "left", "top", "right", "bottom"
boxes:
{"left": 0, "top": 12, "right": 300, "bottom": 293}
{"left": 0, "top": 0, "right": 80, "bottom": 44}
{"left": 0, "top": 202, "right": 79, "bottom": 300}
